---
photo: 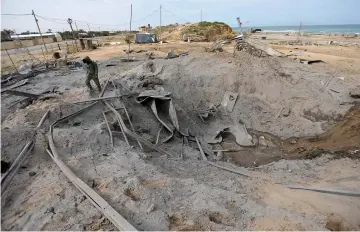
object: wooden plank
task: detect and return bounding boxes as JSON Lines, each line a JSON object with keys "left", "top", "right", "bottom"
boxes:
{"left": 36, "top": 109, "right": 50, "bottom": 129}
{"left": 282, "top": 184, "right": 360, "bottom": 197}
{"left": 4, "top": 89, "right": 39, "bottom": 99}
{"left": 122, "top": 105, "right": 143, "bottom": 149}
{"left": 1, "top": 142, "right": 34, "bottom": 194}
{"left": 1, "top": 79, "right": 29, "bottom": 93}
{"left": 103, "top": 111, "right": 114, "bottom": 147}
{"left": 71, "top": 95, "right": 122, "bottom": 104}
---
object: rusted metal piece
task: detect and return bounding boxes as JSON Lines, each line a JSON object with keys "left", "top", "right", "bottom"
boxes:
{"left": 103, "top": 111, "right": 114, "bottom": 147}
{"left": 105, "top": 102, "right": 172, "bottom": 156}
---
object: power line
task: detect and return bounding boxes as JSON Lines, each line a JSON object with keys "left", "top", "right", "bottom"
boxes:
{"left": 161, "top": 6, "right": 189, "bottom": 23}
{"left": 35, "top": 15, "right": 67, "bottom": 22}
{"left": 36, "top": 15, "right": 69, "bottom": 25}
{"left": 34, "top": 8, "right": 159, "bottom": 28}
{"left": 1, "top": 13, "right": 32, "bottom": 16}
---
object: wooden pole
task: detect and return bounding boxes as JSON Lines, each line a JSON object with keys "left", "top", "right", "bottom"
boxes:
{"left": 159, "top": 5, "right": 162, "bottom": 41}
{"left": 65, "top": 42, "right": 69, "bottom": 52}
{"left": 32, "top": 10, "right": 48, "bottom": 53}
{"left": 128, "top": 4, "right": 132, "bottom": 60}
{"left": 67, "top": 18, "right": 79, "bottom": 51}
{"left": 5, "top": 49, "right": 19, "bottom": 73}
{"left": 41, "top": 47, "right": 47, "bottom": 62}
{"left": 74, "top": 21, "right": 80, "bottom": 38}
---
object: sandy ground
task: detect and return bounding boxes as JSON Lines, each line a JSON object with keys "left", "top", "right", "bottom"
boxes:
{"left": 1, "top": 37, "right": 360, "bottom": 230}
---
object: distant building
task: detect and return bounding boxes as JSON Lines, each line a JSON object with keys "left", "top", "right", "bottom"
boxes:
{"left": 11, "top": 32, "right": 63, "bottom": 42}
{"left": 1, "top": 32, "right": 63, "bottom": 50}
{"left": 138, "top": 24, "right": 152, "bottom": 32}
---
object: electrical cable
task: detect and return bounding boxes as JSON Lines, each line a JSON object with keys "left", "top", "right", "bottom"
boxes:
{"left": 161, "top": 6, "right": 189, "bottom": 23}
{"left": 34, "top": 8, "right": 159, "bottom": 28}
{"left": 1, "top": 13, "right": 32, "bottom": 16}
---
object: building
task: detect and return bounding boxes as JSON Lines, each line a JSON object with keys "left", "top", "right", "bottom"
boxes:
{"left": 11, "top": 32, "right": 63, "bottom": 43}
{"left": 138, "top": 24, "right": 152, "bottom": 32}
{"left": 1, "top": 32, "right": 63, "bottom": 50}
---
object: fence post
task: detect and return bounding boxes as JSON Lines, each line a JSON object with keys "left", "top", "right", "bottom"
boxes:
{"left": 5, "top": 49, "right": 19, "bottom": 73}
{"left": 65, "top": 42, "right": 69, "bottom": 53}
{"left": 41, "top": 47, "right": 47, "bottom": 62}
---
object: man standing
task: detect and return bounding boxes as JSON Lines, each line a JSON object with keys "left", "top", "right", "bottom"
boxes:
{"left": 82, "top": 56, "right": 101, "bottom": 92}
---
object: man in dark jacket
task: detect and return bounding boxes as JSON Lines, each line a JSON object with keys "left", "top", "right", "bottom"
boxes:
{"left": 82, "top": 56, "right": 101, "bottom": 92}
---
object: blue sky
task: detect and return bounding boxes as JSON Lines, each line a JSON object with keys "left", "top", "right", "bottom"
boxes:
{"left": 1, "top": 0, "right": 359, "bottom": 33}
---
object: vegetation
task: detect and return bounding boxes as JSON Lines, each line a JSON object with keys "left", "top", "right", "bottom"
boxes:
{"left": 1, "top": 29, "right": 15, "bottom": 41}
{"left": 181, "top": 21, "right": 234, "bottom": 41}
{"left": 58, "top": 30, "right": 110, "bottom": 40}
{"left": 153, "top": 24, "right": 178, "bottom": 35}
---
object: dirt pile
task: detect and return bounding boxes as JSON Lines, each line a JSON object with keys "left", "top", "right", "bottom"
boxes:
{"left": 155, "top": 22, "right": 235, "bottom": 41}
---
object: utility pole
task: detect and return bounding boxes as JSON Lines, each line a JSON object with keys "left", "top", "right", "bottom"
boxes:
{"left": 159, "top": 5, "right": 162, "bottom": 41}
{"left": 67, "top": 18, "right": 79, "bottom": 51}
{"left": 236, "top": 17, "right": 243, "bottom": 35}
{"left": 5, "top": 49, "right": 19, "bottom": 73}
{"left": 128, "top": 4, "right": 132, "bottom": 60}
{"left": 130, "top": 4, "right": 132, "bottom": 32}
{"left": 87, "top": 23, "right": 91, "bottom": 32}
{"left": 74, "top": 20, "right": 80, "bottom": 38}
{"left": 32, "top": 10, "right": 48, "bottom": 53}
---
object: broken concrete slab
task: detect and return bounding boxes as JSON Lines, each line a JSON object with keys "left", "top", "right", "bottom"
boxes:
{"left": 206, "top": 124, "right": 255, "bottom": 147}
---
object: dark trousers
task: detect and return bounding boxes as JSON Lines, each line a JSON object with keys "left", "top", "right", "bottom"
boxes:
{"left": 86, "top": 75, "right": 101, "bottom": 91}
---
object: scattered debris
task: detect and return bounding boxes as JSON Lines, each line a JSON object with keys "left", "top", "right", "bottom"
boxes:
{"left": 166, "top": 49, "right": 179, "bottom": 59}
{"left": 282, "top": 185, "right": 360, "bottom": 197}
{"left": 298, "top": 59, "right": 324, "bottom": 65}
{"left": 349, "top": 87, "right": 360, "bottom": 98}
{"left": 47, "top": 103, "right": 138, "bottom": 231}
{"left": 209, "top": 40, "right": 230, "bottom": 52}
{"left": 136, "top": 90, "right": 185, "bottom": 142}
{"left": 146, "top": 204, "right": 155, "bottom": 214}
{"left": 244, "top": 37, "right": 283, "bottom": 57}
{"left": 208, "top": 125, "right": 255, "bottom": 147}
{"left": 220, "top": 91, "right": 239, "bottom": 112}
{"left": 4, "top": 89, "right": 39, "bottom": 100}
{"left": 330, "top": 89, "right": 340, "bottom": 93}
{"left": 29, "top": 171, "right": 36, "bottom": 177}
{"left": 1, "top": 79, "right": 29, "bottom": 93}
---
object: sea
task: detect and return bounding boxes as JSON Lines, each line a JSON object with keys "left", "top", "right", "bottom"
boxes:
{"left": 233, "top": 24, "right": 360, "bottom": 34}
